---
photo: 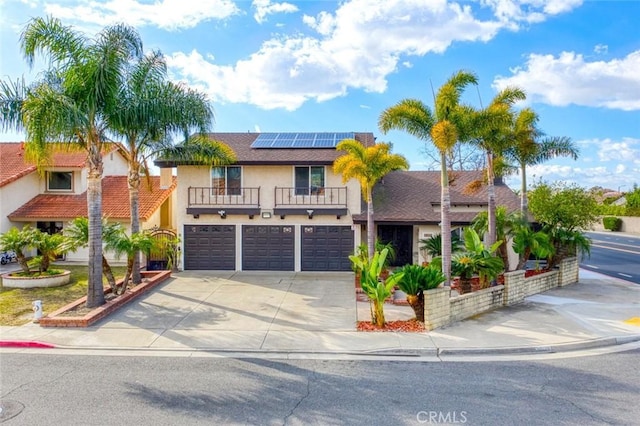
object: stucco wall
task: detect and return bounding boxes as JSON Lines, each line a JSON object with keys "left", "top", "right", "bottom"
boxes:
{"left": 1, "top": 172, "right": 40, "bottom": 233}
{"left": 592, "top": 216, "right": 640, "bottom": 234}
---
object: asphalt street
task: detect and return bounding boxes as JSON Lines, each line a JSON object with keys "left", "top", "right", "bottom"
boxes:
{"left": 2, "top": 350, "right": 640, "bottom": 425}
{"left": 582, "top": 232, "right": 640, "bottom": 284}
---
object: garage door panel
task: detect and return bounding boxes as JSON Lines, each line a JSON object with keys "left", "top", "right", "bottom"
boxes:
{"left": 242, "top": 225, "right": 294, "bottom": 271}
{"left": 301, "top": 225, "right": 353, "bottom": 271}
{"left": 184, "top": 225, "right": 235, "bottom": 270}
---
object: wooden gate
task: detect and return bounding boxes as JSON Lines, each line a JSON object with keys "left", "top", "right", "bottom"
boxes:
{"left": 147, "top": 228, "right": 179, "bottom": 271}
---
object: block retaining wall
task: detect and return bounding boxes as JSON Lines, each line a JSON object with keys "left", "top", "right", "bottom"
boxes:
{"left": 424, "top": 257, "right": 579, "bottom": 331}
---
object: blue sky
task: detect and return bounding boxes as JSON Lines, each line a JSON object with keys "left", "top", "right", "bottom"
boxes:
{"left": 1, "top": 0, "right": 639, "bottom": 192}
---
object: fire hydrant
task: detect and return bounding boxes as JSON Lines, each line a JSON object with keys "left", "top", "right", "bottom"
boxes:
{"left": 32, "top": 300, "right": 43, "bottom": 322}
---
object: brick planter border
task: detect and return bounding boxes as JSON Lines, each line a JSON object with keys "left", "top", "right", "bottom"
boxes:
{"left": 38, "top": 270, "right": 172, "bottom": 328}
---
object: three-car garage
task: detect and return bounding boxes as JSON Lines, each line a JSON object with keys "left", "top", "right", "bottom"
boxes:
{"left": 183, "top": 224, "right": 354, "bottom": 271}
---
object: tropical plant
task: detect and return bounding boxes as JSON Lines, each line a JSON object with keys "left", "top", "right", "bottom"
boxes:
{"left": 396, "top": 264, "right": 446, "bottom": 322}
{"left": 471, "top": 206, "right": 517, "bottom": 270}
{"left": 504, "top": 108, "right": 578, "bottom": 216}
{"left": 29, "top": 231, "right": 65, "bottom": 274}
{"left": 108, "top": 229, "right": 157, "bottom": 294}
{"left": 433, "top": 228, "right": 504, "bottom": 293}
{"left": 545, "top": 227, "right": 591, "bottom": 269}
{"left": 61, "top": 217, "right": 123, "bottom": 291}
{"left": 379, "top": 70, "right": 479, "bottom": 286}
{"left": 108, "top": 52, "right": 234, "bottom": 284}
{"left": 0, "top": 17, "right": 145, "bottom": 308}
{"left": 334, "top": 139, "right": 409, "bottom": 259}
{"left": 467, "top": 87, "right": 526, "bottom": 246}
{"left": 0, "top": 226, "right": 35, "bottom": 273}
{"left": 349, "top": 248, "right": 405, "bottom": 327}
{"left": 419, "top": 233, "right": 463, "bottom": 259}
{"left": 0, "top": 226, "right": 65, "bottom": 274}
{"left": 510, "top": 217, "right": 554, "bottom": 270}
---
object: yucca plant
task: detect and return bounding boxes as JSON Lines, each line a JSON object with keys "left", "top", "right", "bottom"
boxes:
{"left": 349, "top": 248, "right": 404, "bottom": 327}
{"left": 396, "top": 264, "right": 446, "bottom": 322}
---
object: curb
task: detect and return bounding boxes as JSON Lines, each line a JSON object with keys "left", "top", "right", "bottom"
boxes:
{"left": 436, "top": 334, "right": 640, "bottom": 356}
{"left": 0, "top": 340, "right": 56, "bottom": 349}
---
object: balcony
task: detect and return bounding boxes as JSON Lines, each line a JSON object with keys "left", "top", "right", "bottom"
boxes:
{"left": 187, "top": 187, "right": 260, "bottom": 217}
{"left": 274, "top": 187, "right": 348, "bottom": 218}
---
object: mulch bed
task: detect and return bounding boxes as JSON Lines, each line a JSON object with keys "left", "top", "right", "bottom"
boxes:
{"left": 357, "top": 319, "right": 425, "bottom": 333}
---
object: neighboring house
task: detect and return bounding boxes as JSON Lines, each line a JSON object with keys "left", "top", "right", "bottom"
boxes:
{"left": 155, "top": 132, "right": 372, "bottom": 272}
{"left": 1, "top": 142, "right": 176, "bottom": 262}
{"left": 353, "top": 170, "right": 521, "bottom": 268}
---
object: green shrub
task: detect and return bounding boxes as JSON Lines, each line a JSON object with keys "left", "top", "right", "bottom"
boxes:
{"left": 602, "top": 216, "right": 622, "bottom": 231}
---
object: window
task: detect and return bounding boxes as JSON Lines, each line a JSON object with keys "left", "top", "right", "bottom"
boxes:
{"left": 212, "top": 166, "right": 241, "bottom": 195}
{"left": 295, "top": 166, "right": 325, "bottom": 195}
{"left": 47, "top": 172, "right": 72, "bottom": 191}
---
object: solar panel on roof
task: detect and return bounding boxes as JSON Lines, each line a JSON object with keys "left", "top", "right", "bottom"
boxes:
{"left": 251, "top": 132, "right": 355, "bottom": 148}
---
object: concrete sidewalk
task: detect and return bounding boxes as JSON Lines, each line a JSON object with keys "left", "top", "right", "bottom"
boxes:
{"left": 1, "top": 269, "right": 639, "bottom": 358}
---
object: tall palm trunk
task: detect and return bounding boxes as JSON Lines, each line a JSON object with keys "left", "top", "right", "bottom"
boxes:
{"left": 86, "top": 154, "right": 105, "bottom": 308}
{"left": 486, "top": 151, "right": 497, "bottom": 246}
{"left": 440, "top": 152, "right": 452, "bottom": 287}
{"left": 520, "top": 160, "right": 528, "bottom": 217}
{"left": 366, "top": 188, "right": 375, "bottom": 259}
{"left": 128, "top": 163, "right": 142, "bottom": 284}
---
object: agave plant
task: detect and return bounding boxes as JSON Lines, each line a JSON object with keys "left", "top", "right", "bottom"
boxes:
{"left": 349, "top": 248, "right": 404, "bottom": 327}
{"left": 396, "top": 264, "right": 446, "bottom": 322}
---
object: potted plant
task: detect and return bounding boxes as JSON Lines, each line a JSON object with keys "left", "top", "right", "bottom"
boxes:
{"left": 433, "top": 228, "right": 504, "bottom": 294}
{"left": 396, "top": 264, "right": 446, "bottom": 322}
{"left": 349, "top": 248, "right": 404, "bottom": 328}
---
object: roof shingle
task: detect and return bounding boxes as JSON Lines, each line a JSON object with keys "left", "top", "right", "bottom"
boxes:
{"left": 353, "top": 170, "right": 520, "bottom": 224}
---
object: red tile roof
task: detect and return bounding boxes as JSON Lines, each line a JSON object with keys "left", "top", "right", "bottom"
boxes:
{"left": 155, "top": 132, "right": 376, "bottom": 166}
{"left": 8, "top": 176, "right": 176, "bottom": 222}
{"left": 353, "top": 170, "right": 520, "bottom": 224}
{"left": 0, "top": 142, "right": 121, "bottom": 187}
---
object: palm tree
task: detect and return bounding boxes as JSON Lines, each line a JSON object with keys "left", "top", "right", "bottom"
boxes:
{"left": 378, "top": 70, "right": 478, "bottom": 285}
{"left": 108, "top": 229, "right": 156, "bottom": 294}
{"left": 333, "top": 139, "right": 409, "bottom": 258}
{"left": 0, "top": 17, "right": 144, "bottom": 307}
{"left": 108, "top": 51, "right": 228, "bottom": 285}
{"left": 505, "top": 108, "right": 578, "bottom": 216}
{"left": 61, "top": 217, "right": 123, "bottom": 292}
{"left": 471, "top": 206, "right": 517, "bottom": 270}
{"left": 468, "top": 87, "right": 526, "bottom": 247}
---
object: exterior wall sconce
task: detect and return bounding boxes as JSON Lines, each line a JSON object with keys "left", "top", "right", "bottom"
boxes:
{"left": 193, "top": 214, "right": 199, "bottom": 219}
{"left": 261, "top": 212, "right": 272, "bottom": 219}
{"left": 218, "top": 210, "right": 226, "bottom": 219}
{"left": 307, "top": 209, "right": 314, "bottom": 219}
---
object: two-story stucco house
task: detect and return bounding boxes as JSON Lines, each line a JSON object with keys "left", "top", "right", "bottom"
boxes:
{"left": 155, "top": 132, "right": 522, "bottom": 272}
{"left": 0, "top": 142, "right": 177, "bottom": 262}
{"left": 155, "top": 132, "right": 371, "bottom": 272}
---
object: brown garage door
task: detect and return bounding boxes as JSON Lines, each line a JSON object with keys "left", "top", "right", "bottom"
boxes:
{"left": 242, "top": 225, "right": 295, "bottom": 271}
{"left": 184, "top": 225, "right": 235, "bottom": 270}
{"left": 301, "top": 225, "right": 354, "bottom": 271}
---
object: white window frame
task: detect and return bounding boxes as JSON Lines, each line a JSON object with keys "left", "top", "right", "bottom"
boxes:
{"left": 46, "top": 171, "right": 73, "bottom": 192}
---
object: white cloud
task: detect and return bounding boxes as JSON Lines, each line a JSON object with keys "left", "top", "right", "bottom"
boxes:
{"left": 169, "top": 0, "right": 578, "bottom": 110}
{"left": 594, "top": 44, "right": 608, "bottom": 55}
{"left": 615, "top": 164, "right": 626, "bottom": 174}
{"left": 596, "top": 137, "right": 640, "bottom": 162}
{"left": 494, "top": 50, "right": 640, "bottom": 111}
{"left": 252, "top": 0, "right": 298, "bottom": 24}
{"left": 44, "top": 0, "right": 240, "bottom": 30}
{"left": 481, "top": 0, "right": 582, "bottom": 27}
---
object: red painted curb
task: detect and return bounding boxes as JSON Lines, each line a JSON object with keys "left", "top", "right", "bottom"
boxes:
{"left": 0, "top": 340, "right": 56, "bottom": 349}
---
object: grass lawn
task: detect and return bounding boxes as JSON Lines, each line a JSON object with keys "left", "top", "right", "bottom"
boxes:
{"left": 0, "top": 263, "right": 126, "bottom": 326}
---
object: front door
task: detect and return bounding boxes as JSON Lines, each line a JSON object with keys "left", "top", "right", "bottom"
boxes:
{"left": 377, "top": 225, "right": 413, "bottom": 267}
